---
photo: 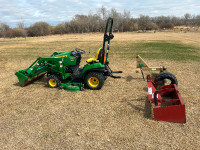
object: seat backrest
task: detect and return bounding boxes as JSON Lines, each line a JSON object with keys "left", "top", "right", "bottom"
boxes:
{"left": 97, "top": 48, "right": 104, "bottom": 63}
{"left": 86, "top": 48, "right": 104, "bottom": 63}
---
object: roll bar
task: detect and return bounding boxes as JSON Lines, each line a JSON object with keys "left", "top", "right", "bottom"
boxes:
{"left": 102, "top": 17, "right": 114, "bottom": 64}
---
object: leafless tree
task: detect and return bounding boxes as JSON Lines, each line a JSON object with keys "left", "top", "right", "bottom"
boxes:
{"left": 0, "top": 23, "right": 10, "bottom": 37}
{"left": 52, "top": 23, "right": 66, "bottom": 34}
{"left": 184, "top": 13, "right": 191, "bottom": 26}
{"left": 17, "top": 21, "right": 25, "bottom": 29}
{"left": 27, "top": 22, "right": 51, "bottom": 36}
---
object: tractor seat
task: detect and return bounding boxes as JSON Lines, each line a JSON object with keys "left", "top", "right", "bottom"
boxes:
{"left": 86, "top": 48, "right": 103, "bottom": 63}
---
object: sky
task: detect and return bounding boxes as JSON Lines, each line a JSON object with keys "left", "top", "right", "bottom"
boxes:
{"left": 0, "top": 0, "right": 200, "bottom": 27}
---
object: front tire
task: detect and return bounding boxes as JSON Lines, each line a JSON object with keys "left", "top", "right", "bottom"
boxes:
{"left": 84, "top": 72, "right": 104, "bottom": 90}
{"left": 47, "top": 75, "right": 60, "bottom": 88}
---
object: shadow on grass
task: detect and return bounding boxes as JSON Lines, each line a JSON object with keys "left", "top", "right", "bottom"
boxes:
{"left": 127, "top": 102, "right": 144, "bottom": 113}
{"left": 31, "top": 77, "right": 48, "bottom": 87}
{"left": 13, "top": 82, "right": 21, "bottom": 87}
{"left": 125, "top": 96, "right": 153, "bottom": 120}
{"left": 143, "top": 96, "right": 153, "bottom": 119}
{"left": 143, "top": 87, "right": 148, "bottom": 91}
{"left": 125, "top": 75, "right": 145, "bottom": 82}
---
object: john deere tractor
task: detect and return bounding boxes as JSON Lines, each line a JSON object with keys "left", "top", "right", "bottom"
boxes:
{"left": 15, "top": 18, "right": 122, "bottom": 91}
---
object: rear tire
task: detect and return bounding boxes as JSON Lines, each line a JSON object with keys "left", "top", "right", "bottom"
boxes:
{"left": 47, "top": 75, "right": 60, "bottom": 88}
{"left": 84, "top": 72, "right": 104, "bottom": 90}
{"left": 154, "top": 72, "right": 178, "bottom": 89}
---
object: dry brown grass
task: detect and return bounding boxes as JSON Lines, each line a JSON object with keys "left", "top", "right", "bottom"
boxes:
{"left": 0, "top": 32, "right": 200, "bottom": 149}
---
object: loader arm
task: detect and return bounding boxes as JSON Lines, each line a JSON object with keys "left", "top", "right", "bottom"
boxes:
{"left": 15, "top": 57, "right": 70, "bottom": 86}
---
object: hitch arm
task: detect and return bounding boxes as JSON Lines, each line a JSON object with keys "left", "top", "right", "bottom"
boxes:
{"left": 105, "top": 65, "right": 122, "bottom": 78}
{"left": 139, "top": 64, "right": 145, "bottom": 81}
{"left": 112, "top": 71, "right": 123, "bottom": 73}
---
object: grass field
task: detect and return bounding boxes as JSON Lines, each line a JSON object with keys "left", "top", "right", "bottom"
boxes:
{"left": 0, "top": 32, "right": 200, "bottom": 149}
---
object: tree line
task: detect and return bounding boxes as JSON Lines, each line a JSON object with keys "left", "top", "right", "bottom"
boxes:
{"left": 1, "top": 6, "right": 200, "bottom": 38}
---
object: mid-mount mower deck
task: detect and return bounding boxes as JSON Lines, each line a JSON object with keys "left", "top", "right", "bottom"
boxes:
{"left": 15, "top": 18, "right": 122, "bottom": 91}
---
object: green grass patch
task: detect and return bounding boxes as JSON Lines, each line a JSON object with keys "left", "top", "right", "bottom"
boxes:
{"left": 111, "top": 41, "right": 200, "bottom": 61}
{"left": 1, "top": 38, "right": 199, "bottom": 62}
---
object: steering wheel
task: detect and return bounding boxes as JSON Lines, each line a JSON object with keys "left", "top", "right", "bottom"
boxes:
{"left": 75, "top": 48, "right": 86, "bottom": 54}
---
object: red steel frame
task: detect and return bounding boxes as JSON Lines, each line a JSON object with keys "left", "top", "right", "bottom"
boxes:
{"left": 147, "top": 74, "right": 186, "bottom": 123}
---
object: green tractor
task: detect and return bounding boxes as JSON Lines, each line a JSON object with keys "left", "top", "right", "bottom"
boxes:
{"left": 15, "top": 18, "right": 122, "bottom": 91}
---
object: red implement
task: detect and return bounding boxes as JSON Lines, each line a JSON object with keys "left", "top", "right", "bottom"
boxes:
{"left": 147, "top": 74, "right": 186, "bottom": 123}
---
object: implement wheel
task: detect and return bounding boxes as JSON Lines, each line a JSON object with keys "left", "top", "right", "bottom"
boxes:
{"left": 154, "top": 72, "right": 178, "bottom": 89}
{"left": 47, "top": 75, "right": 60, "bottom": 88}
{"left": 85, "top": 72, "right": 104, "bottom": 90}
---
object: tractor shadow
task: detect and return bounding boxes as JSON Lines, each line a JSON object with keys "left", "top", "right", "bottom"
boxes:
{"left": 13, "top": 82, "right": 21, "bottom": 87}
{"left": 125, "top": 75, "right": 145, "bottom": 82}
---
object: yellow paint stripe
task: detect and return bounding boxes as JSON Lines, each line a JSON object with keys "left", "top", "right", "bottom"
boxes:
{"left": 54, "top": 55, "right": 68, "bottom": 58}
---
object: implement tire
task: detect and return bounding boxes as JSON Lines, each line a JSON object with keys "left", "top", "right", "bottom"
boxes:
{"left": 84, "top": 72, "right": 104, "bottom": 90}
{"left": 155, "top": 72, "right": 178, "bottom": 89}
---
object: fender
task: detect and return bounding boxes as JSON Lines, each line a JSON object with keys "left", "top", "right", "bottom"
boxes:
{"left": 81, "top": 67, "right": 105, "bottom": 79}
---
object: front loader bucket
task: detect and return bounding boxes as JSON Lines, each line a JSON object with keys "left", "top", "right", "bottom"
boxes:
{"left": 15, "top": 71, "right": 29, "bottom": 86}
{"left": 15, "top": 66, "right": 46, "bottom": 86}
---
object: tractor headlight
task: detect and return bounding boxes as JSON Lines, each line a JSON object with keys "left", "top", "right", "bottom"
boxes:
{"left": 59, "top": 61, "right": 63, "bottom": 68}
